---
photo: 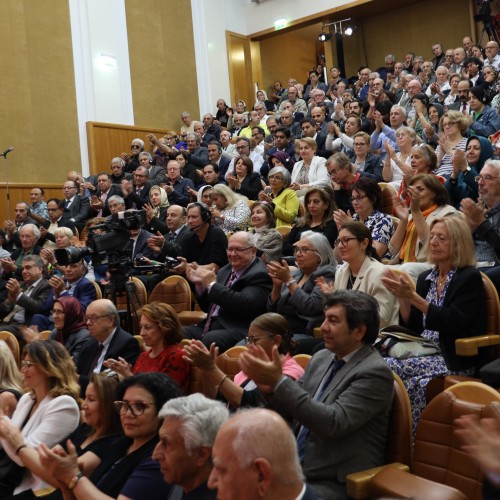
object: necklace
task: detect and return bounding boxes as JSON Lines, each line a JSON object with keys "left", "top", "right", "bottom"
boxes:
{"left": 348, "top": 271, "right": 356, "bottom": 289}
{"left": 437, "top": 276, "right": 447, "bottom": 287}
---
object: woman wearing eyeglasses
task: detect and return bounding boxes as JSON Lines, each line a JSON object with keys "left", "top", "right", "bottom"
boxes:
{"left": 104, "top": 302, "right": 190, "bottom": 394}
{"left": 434, "top": 110, "right": 468, "bottom": 179}
{"left": 334, "top": 177, "right": 394, "bottom": 260}
{"left": 37, "top": 373, "right": 180, "bottom": 500}
{"left": 257, "top": 166, "right": 299, "bottom": 227}
{"left": 0, "top": 340, "right": 80, "bottom": 497}
{"left": 183, "top": 313, "right": 304, "bottom": 409}
{"left": 0, "top": 373, "right": 121, "bottom": 500}
{"left": 267, "top": 232, "right": 336, "bottom": 353}
{"left": 318, "top": 222, "right": 398, "bottom": 327}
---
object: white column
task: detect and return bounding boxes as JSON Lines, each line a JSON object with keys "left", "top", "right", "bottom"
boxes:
{"left": 68, "top": 0, "right": 134, "bottom": 175}
{"left": 191, "top": 0, "right": 231, "bottom": 118}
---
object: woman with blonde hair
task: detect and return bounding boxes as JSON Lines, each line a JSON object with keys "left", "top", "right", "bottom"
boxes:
{"left": 0, "top": 340, "right": 80, "bottom": 496}
{"left": 382, "top": 215, "right": 486, "bottom": 429}
{"left": 210, "top": 183, "right": 251, "bottom": 234}
{"left": 291, "top": 137, "right": 330, "bottom": 196}
{"left": 0, "top": 341, "right": 23, "bottom": 417}
{"left": 104, "top": 302, "right": 190, "bottom": 393}
{"left": 434, "top": 110, "right": 468, "bottom": 179}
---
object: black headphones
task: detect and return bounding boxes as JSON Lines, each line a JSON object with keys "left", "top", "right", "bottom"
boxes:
{"left": 191, "top": 202, "right": 211, "bottom": 223}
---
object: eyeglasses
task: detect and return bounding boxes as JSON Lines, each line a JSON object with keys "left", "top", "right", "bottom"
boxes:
{"left": 350, "top": 195, "right": 367, "bottom": 203}
{"left": 47, "top": 208, "right": 59, "bottom": 212}
{"left": 475, "top": 174, "right": 500, "bottom": 182}
{"left": 293, "top": 247, "right": 317, "bottom": 256}
{"left": 236, "top": 145, "right": 249, "bottom": 150}
{"left": 245, "top": 335, "right": 270, "bottom": 344}
{"left": 51, "top": 309, "right": 65, "bottom": 316}
{"left": 227, "top": 246, "right": 253, "bottom": 254}
{"left": 131, "top": 145, "right": 141, "bottom": 149}
{"left": 85, "top": 314, "right": 113, "bottom": 324}
{"left": 114, "top": 400, "right": 154, "bottom": 417}
{"left": 268, "top": 175, "right": 285, "bottom": 181}
{"left": 442, "top": 122, "right": 457, "bottom": 127}
{"left": 335, "top": 237, "right": 358, "bottom": 247}
{"left": 21, "top": 361, "right": 37, "bottom": 370}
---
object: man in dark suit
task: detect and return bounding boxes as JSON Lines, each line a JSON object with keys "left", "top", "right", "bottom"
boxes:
{"left": 240, "top": 290, "right": 394, "bottom": 500}
{"left": 184, "top": 231, "right": 272, "bottom": 352}
{"left": 89, "top": 173, "right": 123, "bottom": 217}
{"left": 62, "top": 180, "right": 91, "bottom": 232}
{"left": 300, "top": 118, "right": 330, "bottom": 159}
{"left": 209, "top": 408, "right": 321, "bottom": 500}
{"left": 39, "top": 198, "right": 76, "bottom": 246}
{"left": 128, "top": 227, "right": 155, "bottom": 262}
{"left": 138, "top": 151, "right": 165, "bottom": 185}
{"left": 0, "top": 254, "right": 51, "bottom": 341}
{"left": 76, "top": 299, "right": 140, "bottom": 392}
{"left": 207, "top": 141, "right": 231, "bottom": 181}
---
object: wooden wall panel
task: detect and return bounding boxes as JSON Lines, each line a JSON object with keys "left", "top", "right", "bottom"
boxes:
{"left": 0, "top": 0, "right": 80, "bottom": 184}
{"left": 87, "top": 122, "right": 169, "bottom": 175}
{"left": 0, "top": 185, "right": 64, "bottom": 222}
{"left": 125, "top": 0, "right": 200, "bottom": 128}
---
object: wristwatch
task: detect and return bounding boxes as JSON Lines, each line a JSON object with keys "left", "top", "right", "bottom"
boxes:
{"left": 67, "top": 471, "right": 84, "bottom": 490}
{"left": 285, "top": 278, "right": 297, "bottom": 287}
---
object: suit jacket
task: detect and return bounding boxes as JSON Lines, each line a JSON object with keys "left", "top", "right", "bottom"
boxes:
{"left": 198, "top": 258, "right": 272, "bottom": 336}
{"left": 0, "top": 278, "right": 51, "bottom": 325}
{"left": 48, "top": 326, "right": 90, "bottom": 365}
{"left": 217, "top": 156, "right": 231, "bottom": 181}
{"left": 7, "top": 245, "right": 43, "bottom": 280}
{"left": 129, "top": 229, "right": 155, "bottom": 260}
{"left": 406, "top": 266, "right": 486, "bottom": 371}
{"left": 64, "top": 195, "right": 91, "bottom": 231}
{"left": 92, "top": 185, "right": 123, "bottom": 217}
{"left": 76, "top": 325, "right": 140, "bottom": 389}
{"left": 335, "top": 257, "right": 399, "bottom": 327}
{"left": 39, "top": 277, "right": 97, "bottom": 315}
{"left": 268, "top": 345, "right": 394, "bottom": 500}
{"left": 146, "top": 165, "right": 165, "bottom": 185}
{"left": 157, "top": 225, "right": 191, "bottom": 260}
{"left": 40, "top": 215, "right": 76, "bottom": 245}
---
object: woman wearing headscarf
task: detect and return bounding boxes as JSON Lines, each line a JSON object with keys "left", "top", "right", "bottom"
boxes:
{"left": 446, "top": 135, "right": 494, "bottom": 207}
{"left": 144, "top": 185, "right": 169, "bottom": 234}
{"left": 48, "top": 296, "right": 90, "bottom": 365}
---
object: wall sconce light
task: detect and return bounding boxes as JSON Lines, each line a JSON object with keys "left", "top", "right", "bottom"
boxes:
{"left": 98, "top": 53, "right": 117, "bottom": 70}
{"left": 274, "top": 18, "right": 287, "bottom": 30}
{"left": 318, "top": 33, "right": 333, "bottom": 42}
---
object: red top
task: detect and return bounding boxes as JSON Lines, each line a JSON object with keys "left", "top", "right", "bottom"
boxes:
{"left": 132, "top": 344, "right": 190, "bottom": 393}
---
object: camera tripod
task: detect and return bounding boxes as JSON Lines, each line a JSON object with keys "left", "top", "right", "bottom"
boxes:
{"left": 104, "top": 274, "right": 143, "bottom": 333}
{"left": 479, "top": 21, "right": 500, "bottom": 45}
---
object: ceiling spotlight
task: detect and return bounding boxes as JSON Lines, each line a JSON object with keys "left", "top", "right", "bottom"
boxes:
{"left": 344, "top": 26, "right": 354, "bottom": 36}
{"left": 318, "top": 33, "right": 332, "bottom": 42}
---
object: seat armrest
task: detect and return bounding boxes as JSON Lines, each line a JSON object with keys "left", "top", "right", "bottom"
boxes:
{"left": 178, "top": 311, "right": 207, "bottom": 326}
{"left": 345, "top": 462, "right": 409, "bottom": 499}
{"left": 455, "top": 335, "right": 500, "bottom": 356}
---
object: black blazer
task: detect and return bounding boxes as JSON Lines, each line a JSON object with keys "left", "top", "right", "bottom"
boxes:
{"left": 233, "top": 172, "right": 262, "bottom": 200}
{"left": 198, "top": 258, "right": 272, "bottom": 336}
{"left": 0, "top": 278, "right": 51, "bottom": 325}
{"left": 92, "top": 185, "right": 123, "bottom": 217}
{"left": 406, "top": 266, "right": 487, "bottom": 371}
{"left": 76, "top": 326, "right": 140, "bottom": 390}
{"left": 64, "top": 195, "right": 91, "bottom": 231}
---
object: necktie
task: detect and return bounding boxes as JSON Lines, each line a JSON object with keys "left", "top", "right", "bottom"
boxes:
{"left": 462, "top": 103, "right": 467, "bottom": 115}
{"left": 202, "top": 271, "right": 237, "bottom": 335}
{"left": 3, "top": 284, "right": 33, "bottom": 323}
{"left": 167, "top": 232, "right": 176, "bottom": 243}
{"left": 296, "top": 358, "right": 345, "bottom": 462}
{"left": 88, "top": 343, "right": 105, "bottom": 376}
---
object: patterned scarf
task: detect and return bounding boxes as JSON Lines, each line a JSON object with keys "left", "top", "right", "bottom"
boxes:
{"left": 399, "top": 204, "right": 437, "bottom": 262}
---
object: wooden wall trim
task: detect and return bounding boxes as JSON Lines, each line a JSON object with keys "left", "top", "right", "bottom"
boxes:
{"left": 86, "top": 122, "right": 169, "bottom": 176}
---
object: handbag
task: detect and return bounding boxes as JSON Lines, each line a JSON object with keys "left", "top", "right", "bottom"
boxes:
{"left": 374, "top": 325, "right": 440, "bottom": 359}
{"left": 0, "top": 447, "right": 25, "bottom": 499}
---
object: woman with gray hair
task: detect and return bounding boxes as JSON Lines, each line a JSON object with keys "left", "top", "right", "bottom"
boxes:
{"left": 267, "top": 231, "right": 336, "bottom": 353}
{"left": 210, "top": 184, "right": 250, "bottom": 234}
{"left": 258, "top": 166, "right": 299, "bottom": 227}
